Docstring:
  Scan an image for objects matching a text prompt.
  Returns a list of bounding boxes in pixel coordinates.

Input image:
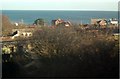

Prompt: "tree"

[2,15,13,36]
[33,18,45,27]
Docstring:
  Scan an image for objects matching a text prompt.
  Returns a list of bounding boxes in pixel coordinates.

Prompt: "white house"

[11,28,34,39]
[109,19,118,25]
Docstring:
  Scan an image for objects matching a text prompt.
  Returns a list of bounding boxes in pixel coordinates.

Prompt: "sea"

[2,10,118,25]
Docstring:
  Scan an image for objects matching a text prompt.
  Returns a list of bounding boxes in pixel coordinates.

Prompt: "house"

[51,18,72,27]
[98,20,107,26]
[91,19,108,28]
[12,28,35,39]
[64,21,72,27]
[91,19,107,25]
[109,18,118,25]
[51,18,64,26]
[51,20,57,26]
[55,18,64,25]
[91,19,102,25]
[0,36,13,42]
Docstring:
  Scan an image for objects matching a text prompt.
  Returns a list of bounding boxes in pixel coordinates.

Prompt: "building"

[91,19,102,25]
[91,19,108,28]
[12,28,35,39]
[51,18,72,27]
[51,19,64,26]
[109,18,118,25]
[98,20,107,26]
[91,19,107,25]
[64,21,72,27]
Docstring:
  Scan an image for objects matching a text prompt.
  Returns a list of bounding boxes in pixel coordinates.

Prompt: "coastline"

[2,10,118,25]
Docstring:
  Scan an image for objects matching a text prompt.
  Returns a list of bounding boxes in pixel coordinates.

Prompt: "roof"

[12,28,35,32]
[0,37,14,42]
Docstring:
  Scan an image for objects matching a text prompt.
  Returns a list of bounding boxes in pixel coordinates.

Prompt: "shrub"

[5,26,119,78]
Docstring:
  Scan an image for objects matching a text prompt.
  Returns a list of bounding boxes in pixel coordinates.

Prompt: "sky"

[1,0,120,11]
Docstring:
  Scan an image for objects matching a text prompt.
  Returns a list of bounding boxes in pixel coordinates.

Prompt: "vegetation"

[3,26,119,78]
[33,18,45,27]
[2,15,14,36]
[1,15,119,78]
[1,15,27,36]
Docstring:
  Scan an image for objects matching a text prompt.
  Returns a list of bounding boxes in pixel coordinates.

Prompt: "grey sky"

[1,0,119,11]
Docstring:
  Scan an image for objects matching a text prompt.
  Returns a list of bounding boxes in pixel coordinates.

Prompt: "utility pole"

[118,2,120,28]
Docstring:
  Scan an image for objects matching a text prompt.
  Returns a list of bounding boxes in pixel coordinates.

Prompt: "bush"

[5,27,119,78]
